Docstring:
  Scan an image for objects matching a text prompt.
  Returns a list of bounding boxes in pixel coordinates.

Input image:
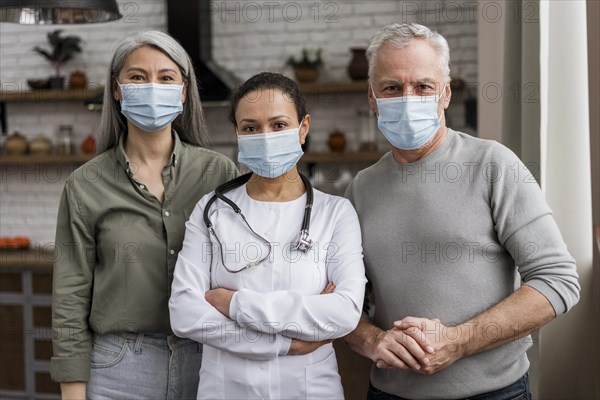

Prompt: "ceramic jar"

[80,134,96,154]
[328,130,347,153]
[294,67,319,83]
[29,133,53,155]
[69,70,87,89]
[4,132,28,155]
[347,48,368,81]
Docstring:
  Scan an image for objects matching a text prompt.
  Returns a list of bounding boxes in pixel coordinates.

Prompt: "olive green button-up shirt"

[50,132,238,382]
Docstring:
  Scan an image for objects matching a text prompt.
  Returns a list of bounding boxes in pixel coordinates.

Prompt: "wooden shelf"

[298,81,368,94]
[0,153,94,165]
[0,82,365,104]
[299,151,386,164]
[0,87,104,103]
[0,248,54,270]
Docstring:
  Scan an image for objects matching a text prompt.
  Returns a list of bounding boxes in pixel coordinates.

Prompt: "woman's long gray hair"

[96,30,209,153]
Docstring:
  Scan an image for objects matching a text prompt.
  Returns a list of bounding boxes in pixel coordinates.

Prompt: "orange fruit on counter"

[0,238,17,249]
[13,236,31,249]
[0,236,31,249]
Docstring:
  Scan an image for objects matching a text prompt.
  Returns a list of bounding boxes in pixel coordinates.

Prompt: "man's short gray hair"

[366,23,451,82]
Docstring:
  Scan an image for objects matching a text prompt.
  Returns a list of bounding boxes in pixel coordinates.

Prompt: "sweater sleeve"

[169,196,291,360]
[344,177,373,318]
[228,199,367,341]
[50,179,95,382]
[489,143,580,315]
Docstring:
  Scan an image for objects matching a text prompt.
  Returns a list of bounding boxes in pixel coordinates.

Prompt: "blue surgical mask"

[373,86,444,150]
[237,124,304,179]
[118,82,184,132]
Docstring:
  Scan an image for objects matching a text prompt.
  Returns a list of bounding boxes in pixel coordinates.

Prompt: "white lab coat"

[169,184,366,399]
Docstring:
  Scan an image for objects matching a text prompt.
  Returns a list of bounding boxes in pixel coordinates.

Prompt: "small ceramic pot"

[69,71,88,89]
[30,133,53,155]
[328,130,347,153]
[294,67,319,83]
[4,132,29,155]
[80,134,96,154]
[48,76,65,89]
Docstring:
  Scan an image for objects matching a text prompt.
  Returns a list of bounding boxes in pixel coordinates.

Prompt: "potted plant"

[33,30,83,89]
[287,48,323,83]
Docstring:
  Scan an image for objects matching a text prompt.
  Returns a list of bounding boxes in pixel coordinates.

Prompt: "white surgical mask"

[372,85,445,150]
[237,121,305,179]
[118,82,184,132]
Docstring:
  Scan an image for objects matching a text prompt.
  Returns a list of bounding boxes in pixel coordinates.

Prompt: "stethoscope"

[203,172,314,273]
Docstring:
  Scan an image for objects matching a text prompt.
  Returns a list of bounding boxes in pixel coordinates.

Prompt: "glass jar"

[357,109,377,151]
[56,124,74,155]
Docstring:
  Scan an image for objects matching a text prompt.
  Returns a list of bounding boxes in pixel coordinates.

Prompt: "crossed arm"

[207,283,337,355]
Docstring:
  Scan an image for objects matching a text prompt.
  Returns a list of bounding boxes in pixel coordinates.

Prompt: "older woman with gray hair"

[50,30,237,399]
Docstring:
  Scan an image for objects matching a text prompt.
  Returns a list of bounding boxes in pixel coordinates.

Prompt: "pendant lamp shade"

[0,0,122,24]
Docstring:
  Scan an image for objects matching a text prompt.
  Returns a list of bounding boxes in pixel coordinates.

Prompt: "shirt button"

[169,249,175,255]
[139,184,145,189]
[164,211,170,216]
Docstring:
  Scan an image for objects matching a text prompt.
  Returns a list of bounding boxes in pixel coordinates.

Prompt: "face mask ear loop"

[437,81,448,123]
[298,115,308,139]
[370,83,379,101]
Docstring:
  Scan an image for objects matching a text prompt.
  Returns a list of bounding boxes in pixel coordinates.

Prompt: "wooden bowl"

[27,79,49,90]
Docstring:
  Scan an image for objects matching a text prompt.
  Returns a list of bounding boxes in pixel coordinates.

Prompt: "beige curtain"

[538,1,596,398]
[496,1,596,398]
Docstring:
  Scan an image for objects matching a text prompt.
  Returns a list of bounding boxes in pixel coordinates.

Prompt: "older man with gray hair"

[344,23,580,399]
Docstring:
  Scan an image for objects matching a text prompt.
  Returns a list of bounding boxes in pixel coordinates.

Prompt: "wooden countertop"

[0,248,54,270]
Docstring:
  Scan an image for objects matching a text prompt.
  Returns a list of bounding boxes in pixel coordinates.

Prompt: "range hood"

[167,0,238,102]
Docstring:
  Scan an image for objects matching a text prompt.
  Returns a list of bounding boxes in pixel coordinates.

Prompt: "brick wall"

[0,0,478,243]
[211,0,478,83]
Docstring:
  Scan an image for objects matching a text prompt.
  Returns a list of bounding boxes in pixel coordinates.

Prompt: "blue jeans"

[367,373,531,400]
[87,332,202,400]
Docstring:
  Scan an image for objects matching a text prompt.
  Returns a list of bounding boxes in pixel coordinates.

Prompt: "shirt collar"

[115,130,182,176]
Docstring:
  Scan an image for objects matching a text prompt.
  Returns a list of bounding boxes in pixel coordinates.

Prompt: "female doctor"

[169,72,367,399]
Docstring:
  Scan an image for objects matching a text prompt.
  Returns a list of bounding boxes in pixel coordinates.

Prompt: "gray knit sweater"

[346,129,580,399]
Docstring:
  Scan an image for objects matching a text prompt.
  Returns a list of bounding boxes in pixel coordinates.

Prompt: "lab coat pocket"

[305,349,344,399]
[198,357,225,399]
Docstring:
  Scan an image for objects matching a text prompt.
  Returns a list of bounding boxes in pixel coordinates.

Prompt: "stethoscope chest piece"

[294,229,313,252]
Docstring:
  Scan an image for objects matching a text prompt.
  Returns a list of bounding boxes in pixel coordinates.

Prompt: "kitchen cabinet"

[0,248,59,399]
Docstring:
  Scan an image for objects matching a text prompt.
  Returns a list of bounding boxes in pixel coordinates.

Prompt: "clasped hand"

[371,317,464,375]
